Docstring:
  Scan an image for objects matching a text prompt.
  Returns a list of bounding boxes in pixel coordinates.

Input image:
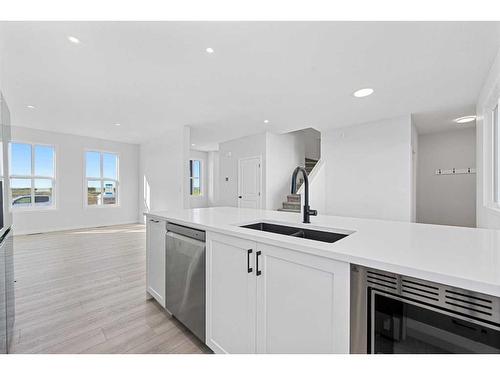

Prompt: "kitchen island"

[145,207,500,354]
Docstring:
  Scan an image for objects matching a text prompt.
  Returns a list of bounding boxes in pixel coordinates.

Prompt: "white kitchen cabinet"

[255,242,350,353]
[206,232,350,354]
[146,217,166,307]
[206,232,256,353]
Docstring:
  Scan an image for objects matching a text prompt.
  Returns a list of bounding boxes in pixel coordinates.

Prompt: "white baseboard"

[12,220,143,236]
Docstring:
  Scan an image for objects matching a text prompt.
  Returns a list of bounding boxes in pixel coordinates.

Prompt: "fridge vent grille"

[401,277,439,302]
[367,270,398,291]
[363,266,500,324]
[445,290,493,317]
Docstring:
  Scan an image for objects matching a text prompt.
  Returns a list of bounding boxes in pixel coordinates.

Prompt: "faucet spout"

[291,166,317,224]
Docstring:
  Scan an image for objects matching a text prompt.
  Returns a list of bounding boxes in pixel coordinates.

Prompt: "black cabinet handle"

[247,249,253,273]
[238,196,242,198]
[256,251,262,276]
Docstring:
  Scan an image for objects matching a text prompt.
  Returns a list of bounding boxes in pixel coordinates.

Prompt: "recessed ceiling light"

[67,36,81,44]
[205,47,214,54]
[353,88,374,98]
[114,123,121,127]
[27,105,35,109]
[191,143,196,146]
[454,116,476,124]
[264,120,270,124]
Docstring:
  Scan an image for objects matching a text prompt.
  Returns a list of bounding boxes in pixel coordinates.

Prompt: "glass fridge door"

[372,292,500,354]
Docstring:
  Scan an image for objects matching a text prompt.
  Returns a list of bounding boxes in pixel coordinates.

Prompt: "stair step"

[282,202,300,210]
[287,194,301,203]
[278,208,301,213]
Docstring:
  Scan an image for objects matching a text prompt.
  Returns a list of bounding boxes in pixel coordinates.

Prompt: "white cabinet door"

[206,232,257,353]
[255,243,350,354]
[146,218,166,307]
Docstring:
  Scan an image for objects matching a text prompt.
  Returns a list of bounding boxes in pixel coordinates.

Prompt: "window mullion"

[31,144,35,207]
[100,179,104,206]
[100,153,104,205]
[31,178,35,207]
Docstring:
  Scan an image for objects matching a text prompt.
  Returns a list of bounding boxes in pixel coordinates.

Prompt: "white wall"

[217,132,267,207]
[266,132,304,209]
[476,48,500,229]
[189,149,208,208]
[410,117,418,222]
[139,126,187,220]
[322,115,413,221]
[417,128,476,227]
[302,128,321,160]
[207,150,220,206]
[11,126,139,235]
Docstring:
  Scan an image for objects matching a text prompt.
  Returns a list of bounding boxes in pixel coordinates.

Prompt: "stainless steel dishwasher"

[165,222,206,342]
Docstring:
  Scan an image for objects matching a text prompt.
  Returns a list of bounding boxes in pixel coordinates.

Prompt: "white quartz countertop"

[145,207,500,297]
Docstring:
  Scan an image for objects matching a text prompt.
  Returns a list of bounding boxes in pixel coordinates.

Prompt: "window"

[494,102,500,204]
[9,142,55,208]
[85,151,119,206]
[189,159,201,196]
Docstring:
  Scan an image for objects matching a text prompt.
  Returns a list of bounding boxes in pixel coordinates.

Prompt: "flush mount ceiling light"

[264,120,270,124]
[205,47,214,54]
[67,36,81,44]
[454,116,476,124]
[353,88,374,98]
[27,105,35,109]
[114,123,121,127]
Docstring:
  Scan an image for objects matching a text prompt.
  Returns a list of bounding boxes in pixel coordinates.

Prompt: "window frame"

[84,149,120,208]
[494,102,500,206]
[8,140,57,211]
[189,159,202,197]
[485,97,500,210]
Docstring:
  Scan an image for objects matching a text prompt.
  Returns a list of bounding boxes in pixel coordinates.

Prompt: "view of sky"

[86,151,118,179]
[10,143,54,177]
[9,144,118,192]
[191,160,200,189]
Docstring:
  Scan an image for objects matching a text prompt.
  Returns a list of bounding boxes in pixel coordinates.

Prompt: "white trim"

[189,158,203,197]
[83,149,120,208]
[11,220,141,236]
[8,141,57,211]
[483,96,500,215]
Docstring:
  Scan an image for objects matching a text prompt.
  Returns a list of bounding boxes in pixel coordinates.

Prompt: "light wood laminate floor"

[10,224,210,354]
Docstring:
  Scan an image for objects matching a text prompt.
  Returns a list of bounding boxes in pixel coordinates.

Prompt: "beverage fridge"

[0,91,14,354]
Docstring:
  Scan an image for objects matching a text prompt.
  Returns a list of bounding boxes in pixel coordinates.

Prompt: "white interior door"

[238,156,261,209]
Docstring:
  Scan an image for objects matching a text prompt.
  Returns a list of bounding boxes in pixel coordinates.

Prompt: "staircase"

[277,158,318,213]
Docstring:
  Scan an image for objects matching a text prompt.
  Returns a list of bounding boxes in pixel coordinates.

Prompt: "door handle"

[256,251,262,276]
[149,219,159,223]
[247,249,253,273]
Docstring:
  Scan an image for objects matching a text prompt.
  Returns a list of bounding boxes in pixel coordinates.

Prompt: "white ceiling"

[1,21,499,148]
